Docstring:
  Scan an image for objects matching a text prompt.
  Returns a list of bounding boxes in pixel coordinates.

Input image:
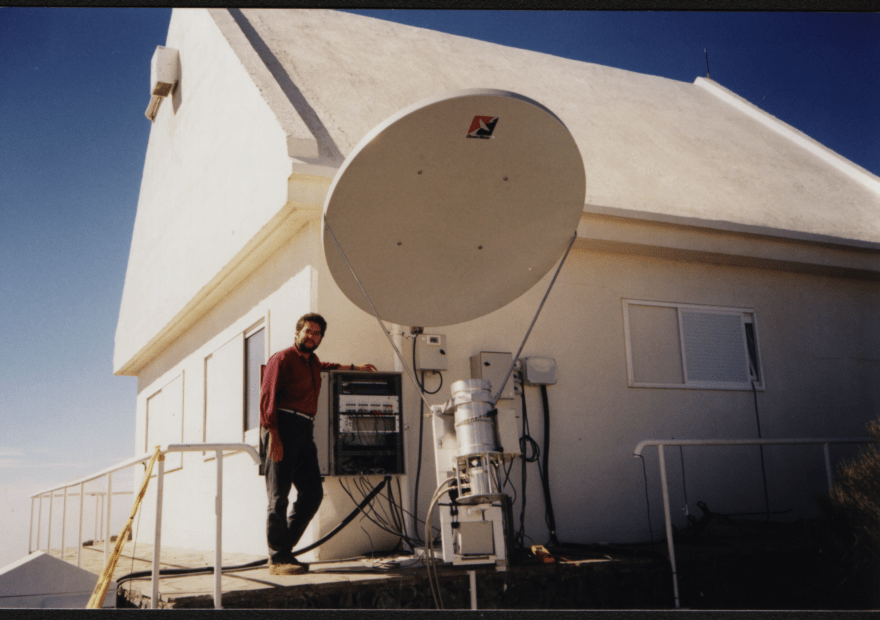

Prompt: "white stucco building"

[114,8,880,560]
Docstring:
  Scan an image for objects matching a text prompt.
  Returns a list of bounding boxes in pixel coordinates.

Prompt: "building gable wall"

[114,8,295,374]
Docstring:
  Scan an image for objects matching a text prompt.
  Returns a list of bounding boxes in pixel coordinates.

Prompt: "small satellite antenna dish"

[323,89,585,328]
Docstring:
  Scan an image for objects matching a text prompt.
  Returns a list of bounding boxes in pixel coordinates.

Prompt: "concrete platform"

[37,516,865,610]
[42,541,666,609]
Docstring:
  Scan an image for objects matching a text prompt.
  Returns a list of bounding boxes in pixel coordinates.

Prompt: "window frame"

[623,299,764,391]
[243,318,268,447]
[202,314,269,460]
[145,372,184,473]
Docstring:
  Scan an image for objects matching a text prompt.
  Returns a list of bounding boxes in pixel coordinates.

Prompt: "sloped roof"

[223,8,880,245]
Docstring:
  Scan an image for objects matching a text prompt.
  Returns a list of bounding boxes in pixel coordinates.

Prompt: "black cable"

[349,475,432,549]
[343,474,439,547]
[420,371,443,395]
[411,335,443,548]
[412,366,426,547]
[340,477,414,548]
[635,454,656,546]
[115,475,391,584]
[387,478,409,546]
[751,378,771,522]
[413,338,443,395]
[391,477,411,548]
[539,384,559,547]
[358,477,394,530]
[516,375,530,549]
[501,453,517,506]
[386,478,404,539]
[515,372,542,550]
[678,443,689,519]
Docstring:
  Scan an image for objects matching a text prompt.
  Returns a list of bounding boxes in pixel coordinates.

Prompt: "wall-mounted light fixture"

[145,46,180,122]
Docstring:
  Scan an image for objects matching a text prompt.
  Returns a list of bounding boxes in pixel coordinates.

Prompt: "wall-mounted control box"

[470,351,515,400]
[522,356,557,385]
[415,334,447,371]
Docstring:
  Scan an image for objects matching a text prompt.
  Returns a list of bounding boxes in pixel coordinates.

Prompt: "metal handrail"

[29,490,132,568]
[634,436,873,609]
[29,443,260,609]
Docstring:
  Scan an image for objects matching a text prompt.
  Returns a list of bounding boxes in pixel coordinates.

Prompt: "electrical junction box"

[522,356,557,385]
[414,334,447,371]
[150,46,179,97]
[470,351,515,400]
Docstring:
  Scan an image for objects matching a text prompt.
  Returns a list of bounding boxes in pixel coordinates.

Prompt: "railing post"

[37,493,43,552]
[823,443,834,491]
[77,482,85,568]
[61,487,68,561]
[48,490,53,556]
[151,454,165,610]
[96,493,103,543]
[214,449,223,610]
[28,497,35,555]
[104,473,113,566]
[657,445,681,609]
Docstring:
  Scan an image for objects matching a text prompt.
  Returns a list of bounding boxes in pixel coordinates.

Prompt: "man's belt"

[278,408,314,423]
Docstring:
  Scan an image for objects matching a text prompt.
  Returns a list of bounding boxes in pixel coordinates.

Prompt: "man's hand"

[268,428,283,462]
[354,364,377,372]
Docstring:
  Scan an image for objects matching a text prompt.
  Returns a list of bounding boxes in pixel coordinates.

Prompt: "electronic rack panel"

[329,371,404,476]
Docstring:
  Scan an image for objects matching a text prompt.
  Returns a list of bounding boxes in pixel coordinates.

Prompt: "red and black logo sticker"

[467,116,498,139]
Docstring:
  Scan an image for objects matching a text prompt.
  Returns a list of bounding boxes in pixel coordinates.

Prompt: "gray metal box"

[456,521,495,556]
[415,334,447,371]
[470,351,515,400]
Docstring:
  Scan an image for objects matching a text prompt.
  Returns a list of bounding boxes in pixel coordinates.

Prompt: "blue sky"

[0,8,877,568]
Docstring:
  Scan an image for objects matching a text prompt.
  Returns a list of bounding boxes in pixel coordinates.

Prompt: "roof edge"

[695,77,880,196]
[585,203,880,253]
[209,8,345,166]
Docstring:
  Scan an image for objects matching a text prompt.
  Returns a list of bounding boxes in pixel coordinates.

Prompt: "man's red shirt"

[260,345,343,431]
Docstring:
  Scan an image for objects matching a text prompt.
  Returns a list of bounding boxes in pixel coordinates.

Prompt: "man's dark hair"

[297,313,327,335]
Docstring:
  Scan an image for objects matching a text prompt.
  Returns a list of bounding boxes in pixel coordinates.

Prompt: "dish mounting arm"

[324,219,436,411]
[490,230,577,405]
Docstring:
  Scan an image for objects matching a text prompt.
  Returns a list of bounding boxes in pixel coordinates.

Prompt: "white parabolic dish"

[322,89,586,327]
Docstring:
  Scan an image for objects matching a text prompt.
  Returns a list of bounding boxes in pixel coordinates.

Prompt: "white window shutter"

[680,310,749,385]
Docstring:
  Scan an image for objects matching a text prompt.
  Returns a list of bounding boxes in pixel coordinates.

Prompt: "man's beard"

[296,339,317,354]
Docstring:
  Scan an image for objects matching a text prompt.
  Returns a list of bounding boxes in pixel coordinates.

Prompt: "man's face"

[295,321,323,354]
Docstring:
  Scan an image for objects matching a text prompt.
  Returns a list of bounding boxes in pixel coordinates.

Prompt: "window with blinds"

[623,300,763,390]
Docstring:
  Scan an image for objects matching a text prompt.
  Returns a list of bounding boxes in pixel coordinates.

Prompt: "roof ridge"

[695,77,880,196]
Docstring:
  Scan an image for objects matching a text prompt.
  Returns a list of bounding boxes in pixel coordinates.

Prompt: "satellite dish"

[323,89,585,327]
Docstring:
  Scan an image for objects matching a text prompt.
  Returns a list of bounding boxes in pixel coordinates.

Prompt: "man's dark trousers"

[263,412,323,563]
